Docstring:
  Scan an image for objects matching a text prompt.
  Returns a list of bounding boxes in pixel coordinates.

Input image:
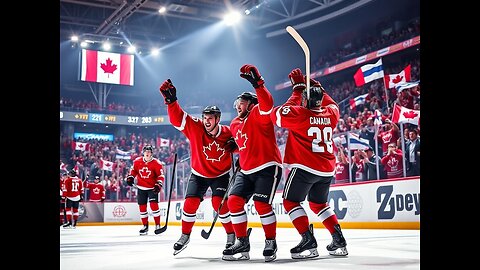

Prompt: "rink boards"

[78,177,419,229]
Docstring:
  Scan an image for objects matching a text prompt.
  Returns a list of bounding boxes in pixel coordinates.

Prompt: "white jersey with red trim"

[230,85,282,174]
[272,90,339,176]
[167,101,233,178]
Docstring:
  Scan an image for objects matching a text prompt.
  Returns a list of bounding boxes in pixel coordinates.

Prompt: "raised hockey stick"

[286,25,310,101]
[201,154,240,239]
[155,152,178,234]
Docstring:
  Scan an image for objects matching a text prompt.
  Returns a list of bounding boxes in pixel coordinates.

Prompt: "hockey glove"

[240,64,264,88]
[289,68,306,91]
[153,182,163,194]
[126,175,135,186]
[159,79,178,104]
[224,138,238,153]
[101,198,105,202]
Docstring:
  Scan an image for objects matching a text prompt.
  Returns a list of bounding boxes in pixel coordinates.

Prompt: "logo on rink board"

[377,185,420,219]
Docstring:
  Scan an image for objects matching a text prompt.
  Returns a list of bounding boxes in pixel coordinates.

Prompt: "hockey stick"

[286,26,310,101]
[201,155,240,239]
[156,152,178,234]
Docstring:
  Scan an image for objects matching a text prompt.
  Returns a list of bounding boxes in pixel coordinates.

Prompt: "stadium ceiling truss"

[60,0,363,47]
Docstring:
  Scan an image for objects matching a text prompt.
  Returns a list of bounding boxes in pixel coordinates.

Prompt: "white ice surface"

[60,225,419,270]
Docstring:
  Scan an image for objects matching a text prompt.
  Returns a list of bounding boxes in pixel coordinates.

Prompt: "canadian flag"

[100,159,114,171]
[391,104,420,126]
[160,138,170,147]
[81,49,134,86]
[384,65,411,89]
[73,142,90,152]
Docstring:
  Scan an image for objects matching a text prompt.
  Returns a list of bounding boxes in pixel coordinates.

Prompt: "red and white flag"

[60,162,67,172]
[73,142,90,152]
[100,159,114,171]
[391,104,420,126]
[160,138,170,147]
[384,65,411,89]
[81,49,134,86]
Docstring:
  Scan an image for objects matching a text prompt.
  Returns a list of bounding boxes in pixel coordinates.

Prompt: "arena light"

[127,45,136,53]
[158,6,166,14]
[223,11,241,26]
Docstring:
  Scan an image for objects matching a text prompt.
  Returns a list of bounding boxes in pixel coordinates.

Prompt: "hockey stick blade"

[155,153,178,234]
[286,26,311,100]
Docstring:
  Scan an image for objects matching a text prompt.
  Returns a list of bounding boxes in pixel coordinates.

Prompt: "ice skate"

[139,224,149,235]
[154,224,162,235]
[225,233,235,249]
[71,220,77,229]
[291,224,318,259]
[222,228,252,261]
[63,221,72,229]
[263,239,277,262]
[173,233,190,255]
[326,224,348,256]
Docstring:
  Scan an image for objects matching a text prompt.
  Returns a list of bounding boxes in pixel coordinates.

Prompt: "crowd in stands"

[60,16,420,202]
[313,19,419,71]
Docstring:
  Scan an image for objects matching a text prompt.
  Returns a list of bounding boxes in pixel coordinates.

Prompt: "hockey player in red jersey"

[60,172,67,226]
[271,68,348,258]
[159,79,237,255]
[125,145,165,235]
[62,169,84,229]
[84,176,106,202]
[222,64,283,262]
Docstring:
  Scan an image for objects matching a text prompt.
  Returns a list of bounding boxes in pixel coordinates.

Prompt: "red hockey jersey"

[62,176,84,201]
[167,101,233,178]
[230,85,282,174]
[271,90,339,176]
[129,157,165,190]
[85,182,106,202]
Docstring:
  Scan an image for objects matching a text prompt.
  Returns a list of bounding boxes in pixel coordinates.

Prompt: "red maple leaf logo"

[139,167,151,178]
[392,74,404,84]
[235,131,248,151]
[402,110,418,119]
[104,162,112,168]
[100,58,117,77]
[92,187,100,194]
[387,157,399,168]
[77,143,84,149]
[203,141,225,162]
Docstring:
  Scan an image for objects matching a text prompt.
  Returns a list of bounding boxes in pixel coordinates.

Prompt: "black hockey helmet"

[302,81,324,109]
[142,145,154,153]
[202,105,221,117]
[237,92,258,105]
[67,169,77,177]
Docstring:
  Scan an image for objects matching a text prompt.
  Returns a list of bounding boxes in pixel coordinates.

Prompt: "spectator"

[405,129,420,176]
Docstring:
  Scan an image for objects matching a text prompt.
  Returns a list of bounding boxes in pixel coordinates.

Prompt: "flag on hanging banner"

[396,80,420,93]
[384,65,411,89]
[80,49,134,86]
[373,109,383,127]
[353,58,384,87]
[73,142,90,152]
[348,132,371,150]
[160,138,170,147]
[349,93,369,110]
[391,104,420,125]
[115,149,131,160]
[100,159,114,171]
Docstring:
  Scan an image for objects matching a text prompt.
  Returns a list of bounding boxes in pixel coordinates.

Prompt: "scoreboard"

[60,111,233,126]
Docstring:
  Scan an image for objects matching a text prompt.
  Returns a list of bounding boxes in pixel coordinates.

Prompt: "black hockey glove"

[126,175,135,186]
[153,182,163,194]
[159,79,178,104]
[224,138,238,153]
[240,64,265,88]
